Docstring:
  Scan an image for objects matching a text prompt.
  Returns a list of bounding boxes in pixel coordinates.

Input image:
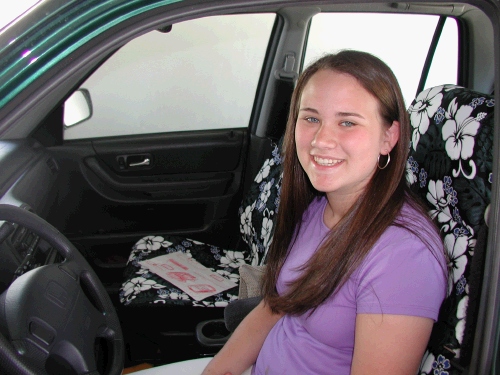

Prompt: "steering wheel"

[0,204,124,375]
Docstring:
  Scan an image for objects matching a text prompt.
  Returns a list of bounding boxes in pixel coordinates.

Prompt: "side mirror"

[63,89,92,127]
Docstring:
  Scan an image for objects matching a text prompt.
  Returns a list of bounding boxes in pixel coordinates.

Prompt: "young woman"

[202,50,448,375]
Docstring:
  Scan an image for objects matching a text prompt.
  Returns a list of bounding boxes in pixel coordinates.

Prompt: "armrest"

[224,296,263,332]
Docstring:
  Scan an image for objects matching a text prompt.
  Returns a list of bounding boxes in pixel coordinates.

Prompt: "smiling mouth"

[313,156,344,166]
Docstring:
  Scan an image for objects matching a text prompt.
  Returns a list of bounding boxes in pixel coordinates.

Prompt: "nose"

[311,123,337,148]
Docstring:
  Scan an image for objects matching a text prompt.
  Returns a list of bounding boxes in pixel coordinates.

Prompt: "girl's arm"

[201,299,284,375]
[351,313,434,375]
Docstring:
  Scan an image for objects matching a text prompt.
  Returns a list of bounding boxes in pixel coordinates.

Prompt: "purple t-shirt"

[253,197,447,375]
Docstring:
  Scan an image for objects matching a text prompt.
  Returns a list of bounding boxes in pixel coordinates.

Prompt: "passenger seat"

[407,84,494,373]
[119,139,283,309]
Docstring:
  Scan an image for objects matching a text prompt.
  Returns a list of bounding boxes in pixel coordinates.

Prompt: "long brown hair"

[262,50,438,314]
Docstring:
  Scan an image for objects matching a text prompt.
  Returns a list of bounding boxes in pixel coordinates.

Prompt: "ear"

[382,120,400,154]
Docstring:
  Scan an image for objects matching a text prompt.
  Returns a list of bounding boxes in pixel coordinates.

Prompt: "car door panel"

[46,128,248,243]
[84,156,235,201]
[84,129,244,202]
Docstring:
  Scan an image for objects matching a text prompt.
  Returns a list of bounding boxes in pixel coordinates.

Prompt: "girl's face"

[295,69,399,205]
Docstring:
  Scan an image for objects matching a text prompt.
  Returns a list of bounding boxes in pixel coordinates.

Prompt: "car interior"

[0,0,498,374]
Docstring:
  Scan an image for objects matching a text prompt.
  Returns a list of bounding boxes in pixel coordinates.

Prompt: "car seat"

[119,139,283,309]
[407,85,494,374]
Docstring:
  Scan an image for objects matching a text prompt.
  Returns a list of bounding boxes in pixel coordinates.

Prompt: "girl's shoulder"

[365,200,446,274]
[395,200,440,239]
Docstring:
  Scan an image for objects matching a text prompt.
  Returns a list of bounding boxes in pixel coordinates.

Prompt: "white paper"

[139,252,237,301]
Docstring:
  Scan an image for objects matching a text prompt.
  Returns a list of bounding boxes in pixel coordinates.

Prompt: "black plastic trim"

[248,14,285,137]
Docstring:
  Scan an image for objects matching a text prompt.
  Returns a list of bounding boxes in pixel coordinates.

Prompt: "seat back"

[238,140,283,266]
[407,85,494,373]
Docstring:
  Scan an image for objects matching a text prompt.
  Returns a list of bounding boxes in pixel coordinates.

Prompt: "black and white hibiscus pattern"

[407,85,494,375]
[120,235,243,307]
[120,141,283,308]
[409,85,444,150]
[239,141,283,264]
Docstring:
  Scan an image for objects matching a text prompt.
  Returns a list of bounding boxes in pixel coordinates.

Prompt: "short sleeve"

[355,226,447,321]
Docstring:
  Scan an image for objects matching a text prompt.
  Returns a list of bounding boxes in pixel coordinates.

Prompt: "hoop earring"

[377,153,390,170]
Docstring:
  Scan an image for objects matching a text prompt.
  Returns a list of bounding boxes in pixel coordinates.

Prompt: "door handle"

[129,158,150,167]
[116,154,152,170]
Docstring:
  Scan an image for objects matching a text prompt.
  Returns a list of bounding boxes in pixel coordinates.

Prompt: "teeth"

[313,156,342,166]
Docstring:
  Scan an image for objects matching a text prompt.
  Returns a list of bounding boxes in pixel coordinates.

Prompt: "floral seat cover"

[407,85,494,374]
[120,142,283,307]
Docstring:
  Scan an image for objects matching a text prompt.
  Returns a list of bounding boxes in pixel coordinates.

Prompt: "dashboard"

[0,207,63,294]
[0,140,62,294]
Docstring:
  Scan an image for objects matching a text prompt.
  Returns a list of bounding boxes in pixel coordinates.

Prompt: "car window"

[304,13,458,107]
[425,17,459,91]
[64,14,275,140]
